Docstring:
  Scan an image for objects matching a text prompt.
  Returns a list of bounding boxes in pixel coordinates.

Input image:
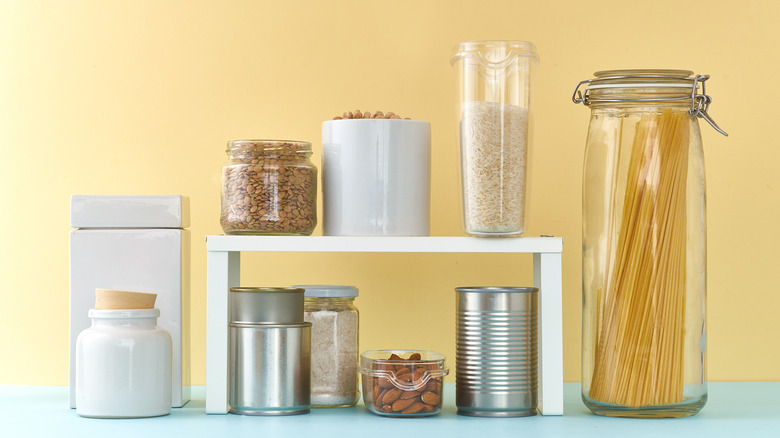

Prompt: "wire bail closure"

[572,73,728,136]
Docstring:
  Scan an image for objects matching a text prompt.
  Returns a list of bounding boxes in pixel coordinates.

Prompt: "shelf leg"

[206,250,240,414]
[534,251,563,415]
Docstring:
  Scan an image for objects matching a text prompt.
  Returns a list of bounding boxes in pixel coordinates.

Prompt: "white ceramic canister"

[69,194,190,409]
[322,119,431,236]
[76,308,172,418]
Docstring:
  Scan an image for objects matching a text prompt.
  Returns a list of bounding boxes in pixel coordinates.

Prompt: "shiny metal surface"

[228,322,311,415]
[229,287,304,324]
[455,287,539,417]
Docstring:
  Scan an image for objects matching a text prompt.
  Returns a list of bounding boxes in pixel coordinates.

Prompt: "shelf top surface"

[3,383,778,438]
[205,235,563,253]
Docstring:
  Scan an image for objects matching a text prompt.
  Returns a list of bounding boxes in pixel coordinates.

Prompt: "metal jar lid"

[230,287,304,324]
[571,69,727,136]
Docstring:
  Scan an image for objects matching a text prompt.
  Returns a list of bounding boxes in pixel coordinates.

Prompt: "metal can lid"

[229,321,312,329]
[293,285,358,298]
[230,287,304,294]
[456,286,538,294]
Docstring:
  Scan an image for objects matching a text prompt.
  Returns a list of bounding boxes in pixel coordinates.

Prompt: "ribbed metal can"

[455,286,539,417]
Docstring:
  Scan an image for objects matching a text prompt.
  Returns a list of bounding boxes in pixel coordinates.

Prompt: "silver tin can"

[229,322,312,415]
[230,287,304,324]
[455,286,539,417]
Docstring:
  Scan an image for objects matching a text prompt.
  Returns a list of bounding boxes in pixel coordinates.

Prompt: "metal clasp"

[689,75,728,136]
[571,80,592,105]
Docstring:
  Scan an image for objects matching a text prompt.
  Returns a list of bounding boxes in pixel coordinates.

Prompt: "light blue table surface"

[2,383,778,437]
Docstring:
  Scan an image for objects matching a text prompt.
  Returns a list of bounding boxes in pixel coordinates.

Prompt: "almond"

[401,401,426,414]
[400,390,420,400]
[377,376,394,389]
[382,388,402,404]
[425,380,437,392]
[421,391,440,405]
[421,404,434,413]
[374,388,387,407]
[388,353,402,361]
[408,352,422,361]
[391,398,416,412]
[412,367,426,382]
[395,366,411,376]
[381,405,393,413]
[396,373,412,383]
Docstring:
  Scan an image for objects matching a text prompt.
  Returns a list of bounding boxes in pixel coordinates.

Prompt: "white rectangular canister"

[69,195,190,408]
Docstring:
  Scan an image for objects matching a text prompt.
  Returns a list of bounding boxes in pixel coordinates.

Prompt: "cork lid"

[94,288,157,309]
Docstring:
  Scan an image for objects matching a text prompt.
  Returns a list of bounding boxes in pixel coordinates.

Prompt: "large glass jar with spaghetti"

[573,70,727,418]
[221,140,317,235]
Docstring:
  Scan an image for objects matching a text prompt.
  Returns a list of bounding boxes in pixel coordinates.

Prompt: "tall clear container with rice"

[221,140,317,235]
[450,41,538,236]
[573,70,727,418]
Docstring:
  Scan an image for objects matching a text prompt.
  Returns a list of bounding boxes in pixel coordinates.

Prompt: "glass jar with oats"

[221,140,317,235]
[573,70,727,418]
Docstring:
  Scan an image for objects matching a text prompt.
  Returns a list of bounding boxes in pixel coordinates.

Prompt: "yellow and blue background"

[1,0,777,385]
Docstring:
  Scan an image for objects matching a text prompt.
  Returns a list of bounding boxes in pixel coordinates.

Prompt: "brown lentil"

[220,140,317,235]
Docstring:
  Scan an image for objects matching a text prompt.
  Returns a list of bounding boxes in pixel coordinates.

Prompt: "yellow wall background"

[1,0,778,385]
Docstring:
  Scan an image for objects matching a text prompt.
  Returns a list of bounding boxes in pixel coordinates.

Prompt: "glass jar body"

[581,100,707,418]
[303,297,359,407]
[221,140,317,235]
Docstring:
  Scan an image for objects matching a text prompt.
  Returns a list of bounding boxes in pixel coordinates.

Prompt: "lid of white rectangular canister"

[70,195,190,229]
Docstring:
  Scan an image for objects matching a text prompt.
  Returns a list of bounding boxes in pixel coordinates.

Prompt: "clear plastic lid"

[293,285,358,298]
[359,350,448,392]
[450,40,539,67]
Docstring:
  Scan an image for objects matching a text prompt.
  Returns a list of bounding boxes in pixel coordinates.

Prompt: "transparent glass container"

[359,350,449,417]
[450,41,538,236]
[299,285,359,408]
[574,70,726,418]
[221,140,317,235]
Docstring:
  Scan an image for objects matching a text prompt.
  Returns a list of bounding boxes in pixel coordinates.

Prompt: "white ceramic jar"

[322,119,431,236]
[76,308,172,418]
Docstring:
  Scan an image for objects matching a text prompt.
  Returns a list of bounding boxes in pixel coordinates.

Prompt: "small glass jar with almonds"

[359,350,448,417]
[221,140,317,235]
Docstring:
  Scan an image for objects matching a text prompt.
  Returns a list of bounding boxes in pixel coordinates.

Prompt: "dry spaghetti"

[589,109,690,407]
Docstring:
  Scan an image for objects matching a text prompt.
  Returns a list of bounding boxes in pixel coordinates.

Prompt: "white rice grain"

[461,101,528,234]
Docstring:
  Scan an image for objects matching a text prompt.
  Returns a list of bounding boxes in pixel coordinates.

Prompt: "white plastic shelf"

[205,235,564,415]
